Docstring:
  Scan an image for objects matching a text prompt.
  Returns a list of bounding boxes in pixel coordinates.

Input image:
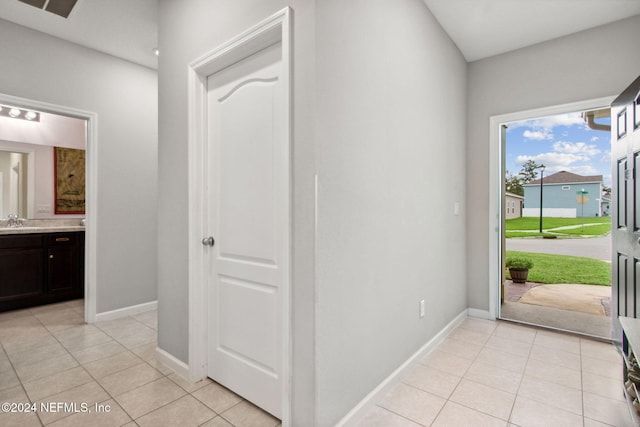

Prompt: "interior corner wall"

[466,15,640,312]
[157,1,316,425]
[315,0,467,424]
[0,19,158,313]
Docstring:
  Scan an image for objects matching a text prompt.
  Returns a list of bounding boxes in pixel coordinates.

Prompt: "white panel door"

[206,42,286,418]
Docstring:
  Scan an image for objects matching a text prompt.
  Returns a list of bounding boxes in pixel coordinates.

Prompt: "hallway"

[0,302,631,426]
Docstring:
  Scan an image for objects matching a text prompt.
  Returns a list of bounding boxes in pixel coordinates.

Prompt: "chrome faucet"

[7,214,23,228]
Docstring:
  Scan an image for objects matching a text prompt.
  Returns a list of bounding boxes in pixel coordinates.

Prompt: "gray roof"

[524,170,603,186]
[505,192,524,199]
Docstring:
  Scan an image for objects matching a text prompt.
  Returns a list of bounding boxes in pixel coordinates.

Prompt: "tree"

[505,170,524,196]
[519,159,542,184]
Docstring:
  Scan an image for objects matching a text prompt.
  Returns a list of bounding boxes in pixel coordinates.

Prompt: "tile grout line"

[29,304,113,426]
[435,323,491,425]
[0,341,45,426]
[453,321,517,425]
[507,326,538,425]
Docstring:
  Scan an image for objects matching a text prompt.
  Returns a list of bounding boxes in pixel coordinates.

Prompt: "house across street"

[523,170,606,218]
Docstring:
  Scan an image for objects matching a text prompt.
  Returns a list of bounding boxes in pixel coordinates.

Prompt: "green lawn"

[506,250,611,286]
[506,216,610,230]
[558,224,612,236]
[505,216,611,238]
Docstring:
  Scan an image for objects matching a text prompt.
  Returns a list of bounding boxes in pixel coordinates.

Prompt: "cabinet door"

[47,234,79,294]
[0,248,43,300]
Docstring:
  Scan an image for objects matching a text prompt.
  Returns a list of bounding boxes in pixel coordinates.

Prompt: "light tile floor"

[356,317,634,427]
[0,301,633,426]
[0,300,280,427]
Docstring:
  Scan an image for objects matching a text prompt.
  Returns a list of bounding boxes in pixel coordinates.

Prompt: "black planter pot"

[509,268,529,283]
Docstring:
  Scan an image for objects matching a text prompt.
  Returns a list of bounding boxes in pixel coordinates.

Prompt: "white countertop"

[0,226,85,235]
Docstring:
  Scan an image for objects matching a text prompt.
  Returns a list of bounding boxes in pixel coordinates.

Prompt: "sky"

[505,111,612,187]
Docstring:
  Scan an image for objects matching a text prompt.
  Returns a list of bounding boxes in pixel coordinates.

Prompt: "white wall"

[315,1,466,424]
[0,18,158,313]
[466,15,640,311]
[0,112,85,149]
[158,0,466,424]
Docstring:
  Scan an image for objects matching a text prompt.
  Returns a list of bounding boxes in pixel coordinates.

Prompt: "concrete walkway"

[503,234,612,338]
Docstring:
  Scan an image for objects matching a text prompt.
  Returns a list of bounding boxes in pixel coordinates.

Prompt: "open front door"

[611,75,640,342]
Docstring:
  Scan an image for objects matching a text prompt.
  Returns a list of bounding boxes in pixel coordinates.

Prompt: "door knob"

[202,236,215,246]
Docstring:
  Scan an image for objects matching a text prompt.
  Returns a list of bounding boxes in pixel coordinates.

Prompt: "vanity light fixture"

[0,105,41,122]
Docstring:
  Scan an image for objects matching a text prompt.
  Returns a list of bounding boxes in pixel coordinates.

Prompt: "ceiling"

[0,1,639,68]
[424,0,640,62]
[0,0,157,69]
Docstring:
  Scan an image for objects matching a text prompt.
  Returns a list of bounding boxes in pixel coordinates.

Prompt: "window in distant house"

[562,185,571,190]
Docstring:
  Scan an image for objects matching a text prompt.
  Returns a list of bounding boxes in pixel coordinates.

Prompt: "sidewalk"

[502,280,612,339]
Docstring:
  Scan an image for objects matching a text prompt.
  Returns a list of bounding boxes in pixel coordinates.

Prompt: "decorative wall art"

[54,147,85,214]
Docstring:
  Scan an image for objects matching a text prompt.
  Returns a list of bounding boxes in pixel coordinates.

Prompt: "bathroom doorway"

[0,93,97,322]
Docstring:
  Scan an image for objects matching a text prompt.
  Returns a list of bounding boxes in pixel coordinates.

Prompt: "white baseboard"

[335,309,469,427]
[467,308,494,320]
[95,300,158,322]
[156,346,190,379]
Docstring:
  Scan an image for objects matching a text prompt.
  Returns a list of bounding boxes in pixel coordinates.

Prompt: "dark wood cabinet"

[0,231,84,312]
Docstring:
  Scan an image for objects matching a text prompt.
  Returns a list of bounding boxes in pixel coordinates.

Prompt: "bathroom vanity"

[0,226,84,312]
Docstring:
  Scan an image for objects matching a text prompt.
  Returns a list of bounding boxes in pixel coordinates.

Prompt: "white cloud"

[590,136,599,142]
[516,152,588,171]
[515,151,606,179]
[509,112,585,132]
[552,141,600,156]
[564,165,600,176]
[523,130,552,140]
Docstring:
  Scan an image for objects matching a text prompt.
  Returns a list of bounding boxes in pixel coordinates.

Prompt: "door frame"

[0,93,98,323]
[488,95,615,320]
[186,7,292,423]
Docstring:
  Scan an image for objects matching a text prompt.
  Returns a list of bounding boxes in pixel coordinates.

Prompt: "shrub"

[506,257,534,270]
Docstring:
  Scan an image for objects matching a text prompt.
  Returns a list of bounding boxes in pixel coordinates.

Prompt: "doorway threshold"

[500,301,612,341]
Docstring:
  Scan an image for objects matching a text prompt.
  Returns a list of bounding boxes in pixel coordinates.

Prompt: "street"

[505,235,611,261]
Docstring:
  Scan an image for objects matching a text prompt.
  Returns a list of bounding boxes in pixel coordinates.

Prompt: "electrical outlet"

[419,300,425,318]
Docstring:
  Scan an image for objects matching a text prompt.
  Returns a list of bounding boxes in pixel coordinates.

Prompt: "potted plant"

[506,256,534,283]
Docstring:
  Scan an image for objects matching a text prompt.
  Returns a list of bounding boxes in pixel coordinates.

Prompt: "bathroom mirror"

[0,150,29,218]
[0,143,86,219]
[0,109,86,220]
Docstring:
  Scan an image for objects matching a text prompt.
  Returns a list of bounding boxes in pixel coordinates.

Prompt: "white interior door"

[205,42,287,418]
